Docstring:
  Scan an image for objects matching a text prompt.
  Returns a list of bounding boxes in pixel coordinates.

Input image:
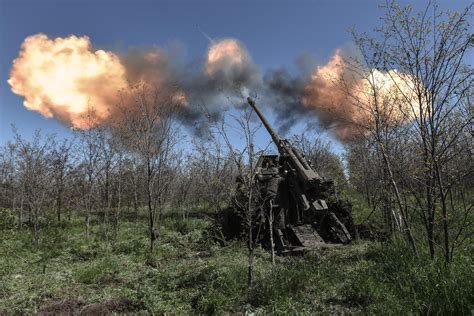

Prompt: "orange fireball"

[8,34,128,128]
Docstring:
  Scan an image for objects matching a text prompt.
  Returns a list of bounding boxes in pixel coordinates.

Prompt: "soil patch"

[80,297,141,314]
[36,299,84,315]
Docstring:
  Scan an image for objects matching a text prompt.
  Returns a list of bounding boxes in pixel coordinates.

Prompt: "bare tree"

[367,1,472,263]
[116,83,182,252]
[335,49,419,254]
[13,131,53,247]
[95,127,119,239]
[50,138,73,225]
[75,107,103,239]
[187,137,237,213]
[209,97,265,289]
[346,139,381,213]
[0,142,19,227]
[343,1,473,262]
[291,132,346,185]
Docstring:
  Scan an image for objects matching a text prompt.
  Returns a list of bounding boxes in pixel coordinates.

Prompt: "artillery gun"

[219,97,355,255]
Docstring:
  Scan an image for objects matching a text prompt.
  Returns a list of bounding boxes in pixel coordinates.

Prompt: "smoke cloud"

[8,34,260,131]
[8,33,418,141]
[266,49,420,141]
[205,38,261,90]
[180,38,261,115]
[8,34,128,128]
[302,49,366,140]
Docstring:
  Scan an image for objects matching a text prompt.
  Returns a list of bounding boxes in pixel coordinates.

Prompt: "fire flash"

[8,34,128,128]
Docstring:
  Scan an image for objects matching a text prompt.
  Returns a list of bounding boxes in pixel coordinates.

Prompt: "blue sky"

[0,0,471,151]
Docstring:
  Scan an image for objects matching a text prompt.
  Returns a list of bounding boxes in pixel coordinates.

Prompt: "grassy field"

[0,206,472,315]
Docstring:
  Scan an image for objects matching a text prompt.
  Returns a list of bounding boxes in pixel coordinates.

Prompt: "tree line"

[0,1,472,269]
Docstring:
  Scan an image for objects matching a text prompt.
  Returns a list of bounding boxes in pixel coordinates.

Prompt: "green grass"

[0,206,472,314]
[342,240,474,315]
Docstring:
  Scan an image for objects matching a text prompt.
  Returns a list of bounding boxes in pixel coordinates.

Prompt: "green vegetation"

[0,206,472,315]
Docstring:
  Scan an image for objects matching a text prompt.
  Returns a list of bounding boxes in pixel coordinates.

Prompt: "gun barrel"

[247,97,323,182]
[247,97,282,148]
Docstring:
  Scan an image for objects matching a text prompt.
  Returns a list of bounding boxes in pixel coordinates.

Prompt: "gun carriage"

[220,97,355,254]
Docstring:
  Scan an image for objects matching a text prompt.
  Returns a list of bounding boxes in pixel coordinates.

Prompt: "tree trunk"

[434,162,450,264]
[115,178,122,237]
[383,197,393,237]
[423,154,436,259]
[380,145,418,256]
[427,211,435,259]
[19,192,24,230]
[269,201,276,268]
[133,186,139,216]
[147,160,155,253]
[247,229,254,289]
[85,212,90,239]
[247,179,254,289]
[33,206,39,248]
[57,192,62,225]
[104,166,110,239]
